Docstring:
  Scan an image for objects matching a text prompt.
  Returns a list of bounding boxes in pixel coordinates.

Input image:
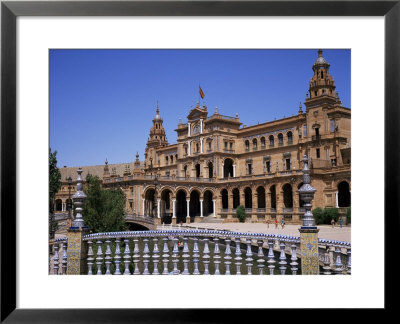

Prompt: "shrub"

[312,207,324,225]
[324,208,339,224]
[236,205,246,223]
[346,207,351,224]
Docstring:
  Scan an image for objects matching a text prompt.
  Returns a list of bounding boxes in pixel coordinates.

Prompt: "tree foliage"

[346,207,351,224]
[83,174,127,233]
[312,207,339,225]
[49,148,61,213]
[236,205,246,223]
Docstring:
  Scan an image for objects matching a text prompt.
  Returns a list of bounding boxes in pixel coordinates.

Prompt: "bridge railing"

[50,229,351,275]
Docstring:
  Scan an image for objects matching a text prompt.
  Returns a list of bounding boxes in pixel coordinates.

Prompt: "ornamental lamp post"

[298,155,319,275]
[67,176,72,226]
[66,168,89,275]
[71,168,87,228]
[298,155,317,228]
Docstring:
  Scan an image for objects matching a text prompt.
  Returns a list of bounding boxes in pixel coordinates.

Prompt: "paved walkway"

[164,223,351,242]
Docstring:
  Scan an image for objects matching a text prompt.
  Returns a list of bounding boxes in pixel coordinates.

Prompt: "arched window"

[338,181,351,207]
[252,138,258,151]
[221,189,228,209]
[269,135,274,147]
[244,187,252,209]
[260,137,266,149]
[278,133,284,146]
[287,131,293,145]
[207,161,213,178]
[195,164,201,178]
[170,155,173,164]
[245,140,250,152]
[165,156,168,165]
[257,186,266,209]
[282,184,293,209]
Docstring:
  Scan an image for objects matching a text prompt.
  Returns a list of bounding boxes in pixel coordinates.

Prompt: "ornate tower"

[145,105,169,172]
[305,49,339,109]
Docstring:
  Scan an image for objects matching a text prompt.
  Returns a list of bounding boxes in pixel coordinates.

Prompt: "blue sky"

[50,49,350,168]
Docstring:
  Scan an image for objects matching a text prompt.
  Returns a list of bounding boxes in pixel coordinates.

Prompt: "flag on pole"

[199,85,205,99]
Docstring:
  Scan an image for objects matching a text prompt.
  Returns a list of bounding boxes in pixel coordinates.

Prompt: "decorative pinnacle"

[298,155,317,228]
[298,102,303,114]
[71,168,87,228]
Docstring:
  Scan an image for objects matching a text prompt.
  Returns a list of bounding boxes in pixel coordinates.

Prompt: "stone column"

[172,199,176,218]
[200,138,203,153]
[213,200,216,217]
[67,168,89,275]
[233,164,236,177]
[228,194,233,219]
[188,122,191,137]
[142,198,145,216]
[186,199,190,221]
[298,155,319,275]
[188,141,191,156]
[221,163,224,178]
[200,199,204,218]
[200,119,203,133]
[335,191,339,208]
[266,190,272,222]
[157,199,161,218]
[252,192,258,222]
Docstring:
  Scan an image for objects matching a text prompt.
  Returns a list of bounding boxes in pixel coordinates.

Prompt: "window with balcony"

[285,158,291,170]
[269,135,274,147]
[260,137,266,149]
[265,161,271,173]
[278,133,283,146]
[245,140,250,152]
[252,138,257,151]
[316,148,320,158]
[287,131,293,145]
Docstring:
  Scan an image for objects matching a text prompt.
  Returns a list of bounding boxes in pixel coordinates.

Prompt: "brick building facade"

[55,50,351,225]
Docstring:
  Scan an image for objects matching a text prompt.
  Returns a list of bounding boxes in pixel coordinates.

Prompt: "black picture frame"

[1,0,398,322]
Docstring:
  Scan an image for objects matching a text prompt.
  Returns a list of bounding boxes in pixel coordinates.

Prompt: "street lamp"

[67,176,72,226]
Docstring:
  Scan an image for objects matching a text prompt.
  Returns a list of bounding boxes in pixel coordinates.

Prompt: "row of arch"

[182,158,234,178]
[245,131,293,151]
[144,187,215,224]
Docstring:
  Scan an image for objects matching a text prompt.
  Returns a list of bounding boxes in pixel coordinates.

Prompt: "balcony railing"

[312,135,321,141]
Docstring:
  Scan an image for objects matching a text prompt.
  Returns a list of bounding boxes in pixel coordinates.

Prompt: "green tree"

[49,148,61,238]
[49,148,61,213]
[236,205,246,223]
[83,174,127,233]
[324,207,339,224]
[312,207,324,225]
[346,207,351,224]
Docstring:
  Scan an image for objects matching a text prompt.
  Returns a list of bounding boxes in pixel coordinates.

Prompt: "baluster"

[346,245,351,275]
[323,246,332,275]
[278,238,287,275]
[105,239,112,275]
[245,238,253,275]
[334,245,343,275]
[172,236,179,274]
[234,237,242,275]
[152,237,160,275]
[256,238,265,275]
[53,243,59,275]
[267,238,276,275]
[114,238,121,275]
[123,238,131,275]
[142,237,150,275]
[182,236,190,275]
[61,241,68,275]
[223,237,232,275]
[87,240,94,275]
[193,235,200,275]
[290,240,298,275]
[202,237,210,275]
[162,236,170,275]
[213,236,221,275]
[133,237,140,275]
[96,240,103,275]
